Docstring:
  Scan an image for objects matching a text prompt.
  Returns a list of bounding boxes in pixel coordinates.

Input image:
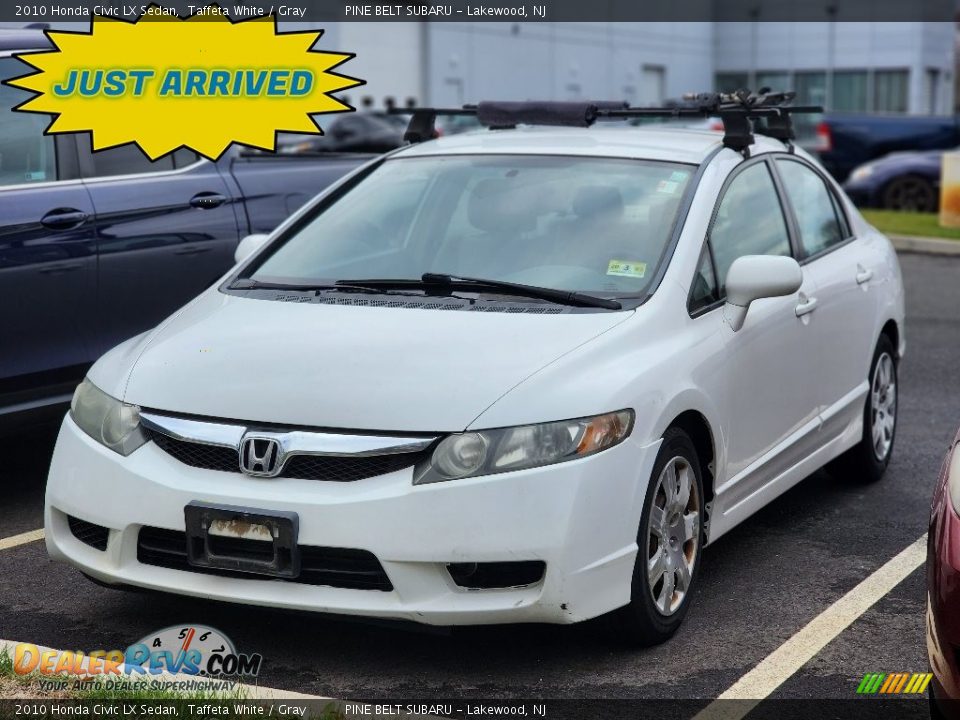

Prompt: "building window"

[716,73,748,93]
[926,68,940,115]
[832,71,868,112]
[875,70,909,113]
[792,72,827,139]
[640,65,666,106]
[756,71,790,93]
[795,72,827,107]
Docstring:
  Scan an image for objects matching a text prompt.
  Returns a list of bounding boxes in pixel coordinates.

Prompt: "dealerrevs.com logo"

[856,672,933,695]
[14,624,262,680]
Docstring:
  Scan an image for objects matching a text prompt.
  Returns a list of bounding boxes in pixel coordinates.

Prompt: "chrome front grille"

[141,412,437,482]
[151,433,237,472]
[280,453,426,482]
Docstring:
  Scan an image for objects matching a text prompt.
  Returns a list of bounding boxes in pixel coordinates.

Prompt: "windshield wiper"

[336,274,622,310]
[229,279,424,296]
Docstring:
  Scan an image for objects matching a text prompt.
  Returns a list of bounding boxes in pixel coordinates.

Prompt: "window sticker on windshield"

[25,171,47,181]
[669,171,689,183]
[607,260,647,278]
[657,180,680,194]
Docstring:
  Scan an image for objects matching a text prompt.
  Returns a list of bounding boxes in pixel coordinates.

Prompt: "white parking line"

[695,533,928,720]
[0,528,45,551]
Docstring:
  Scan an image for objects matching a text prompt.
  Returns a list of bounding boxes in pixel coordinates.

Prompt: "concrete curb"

[889,234,960,256]
[0,638,322,700]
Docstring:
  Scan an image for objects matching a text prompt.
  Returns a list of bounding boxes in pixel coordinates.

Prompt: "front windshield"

[249,154,694,296]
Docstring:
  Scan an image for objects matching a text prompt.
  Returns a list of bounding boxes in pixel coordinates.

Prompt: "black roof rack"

[391,90,822,158]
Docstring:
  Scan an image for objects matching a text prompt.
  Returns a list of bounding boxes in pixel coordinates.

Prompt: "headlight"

[414,410,634,485]
[849,165,874,182]
[947,444,960,514]
[70,379,148,456]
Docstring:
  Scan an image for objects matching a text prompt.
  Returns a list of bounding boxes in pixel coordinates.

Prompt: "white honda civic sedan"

[46,112,904,645]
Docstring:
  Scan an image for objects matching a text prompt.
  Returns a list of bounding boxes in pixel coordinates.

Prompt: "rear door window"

[776,159,847,258]
[0,57,57,187]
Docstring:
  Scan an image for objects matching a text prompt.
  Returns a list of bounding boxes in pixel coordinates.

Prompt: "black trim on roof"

[391,89,822,158]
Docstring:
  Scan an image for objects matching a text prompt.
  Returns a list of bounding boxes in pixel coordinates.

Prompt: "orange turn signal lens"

[575,411,633,456]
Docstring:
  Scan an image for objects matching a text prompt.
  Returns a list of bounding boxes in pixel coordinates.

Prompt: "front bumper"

[46,415,659,625]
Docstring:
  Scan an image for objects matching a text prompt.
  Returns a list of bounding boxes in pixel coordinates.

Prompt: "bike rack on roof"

[391,90,823,158]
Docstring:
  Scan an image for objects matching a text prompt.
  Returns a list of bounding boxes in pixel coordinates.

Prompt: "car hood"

[871,149,944,168]
[119,291,633,432]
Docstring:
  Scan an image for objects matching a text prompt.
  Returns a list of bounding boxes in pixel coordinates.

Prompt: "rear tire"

[608,427,705,646]
[828,334,898,484]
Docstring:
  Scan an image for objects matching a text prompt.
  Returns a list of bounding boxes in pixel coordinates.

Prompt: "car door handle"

[856,268,874,284]
[190,192,227,209]
[795,296,818,317]
[174,246,213,256]
[38,262,84,275]
[40,209,89,229]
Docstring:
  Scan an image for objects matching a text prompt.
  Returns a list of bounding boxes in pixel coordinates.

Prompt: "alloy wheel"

[884,177,936,212]
[646,456,700,616]
[871,352,897,462]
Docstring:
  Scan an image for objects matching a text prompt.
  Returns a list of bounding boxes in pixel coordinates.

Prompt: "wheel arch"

[656,407,719,515]
[880,318,901,360]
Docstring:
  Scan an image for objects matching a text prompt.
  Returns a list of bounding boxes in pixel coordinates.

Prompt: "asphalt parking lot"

[0,251,957,703]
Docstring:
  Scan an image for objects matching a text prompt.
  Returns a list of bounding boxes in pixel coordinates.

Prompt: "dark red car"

[927,427,960,717]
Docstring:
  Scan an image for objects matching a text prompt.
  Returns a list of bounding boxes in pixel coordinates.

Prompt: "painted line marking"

[694,533,927,720]
[0,528,44,551]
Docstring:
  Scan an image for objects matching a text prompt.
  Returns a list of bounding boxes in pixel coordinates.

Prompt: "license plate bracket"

[184,502,300,579]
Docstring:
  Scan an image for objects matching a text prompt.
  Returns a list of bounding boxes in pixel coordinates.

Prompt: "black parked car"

[817,112,960,183]
[0,30,370,429]
[275,114,404,154]
[842,149,945,212]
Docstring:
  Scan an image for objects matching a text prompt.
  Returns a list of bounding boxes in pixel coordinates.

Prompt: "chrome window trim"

[78,156,208,185]
[139,411,438,457]
[0,49,45,58]
[0,178,84,192]
[0,159,210,192]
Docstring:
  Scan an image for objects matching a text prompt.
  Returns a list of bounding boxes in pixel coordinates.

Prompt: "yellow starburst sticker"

[4,4,364,160]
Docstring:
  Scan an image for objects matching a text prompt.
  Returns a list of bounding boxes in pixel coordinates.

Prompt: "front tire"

[609,427,705,646]
[829,334,898,484]
[882,174,938,212]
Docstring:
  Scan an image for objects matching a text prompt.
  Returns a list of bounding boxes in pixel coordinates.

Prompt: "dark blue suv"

[0,30,368,429]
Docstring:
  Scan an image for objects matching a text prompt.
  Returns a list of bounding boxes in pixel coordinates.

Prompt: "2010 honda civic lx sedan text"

[45,99,905,645]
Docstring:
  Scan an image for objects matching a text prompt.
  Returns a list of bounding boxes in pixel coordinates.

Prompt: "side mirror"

[234,234,270,264]
[723,255,802,331]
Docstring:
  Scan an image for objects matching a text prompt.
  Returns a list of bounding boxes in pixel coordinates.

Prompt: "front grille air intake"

[152,433,237,472]
[137,526,393,591]
[68,516,109,551]
[447,560,546,589]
